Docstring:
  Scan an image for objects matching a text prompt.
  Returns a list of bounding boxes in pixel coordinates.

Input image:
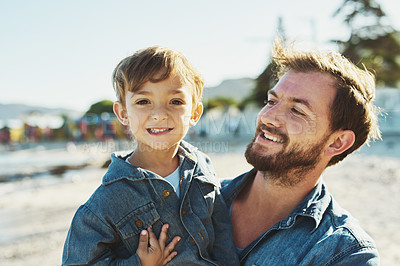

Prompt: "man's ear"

[189,102,203,126]
[325,130,355,157]
[113,101,129,126]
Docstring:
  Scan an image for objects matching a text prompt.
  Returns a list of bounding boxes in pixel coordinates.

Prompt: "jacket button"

[135,219,143,228]
[181,208,186,216]
[162,189,170,197]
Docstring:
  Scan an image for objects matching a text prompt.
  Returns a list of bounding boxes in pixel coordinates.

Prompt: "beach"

[0,139,399,265]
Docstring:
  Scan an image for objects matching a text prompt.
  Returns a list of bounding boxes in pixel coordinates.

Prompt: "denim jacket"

[62,141,239,265]
[222,169,380,266]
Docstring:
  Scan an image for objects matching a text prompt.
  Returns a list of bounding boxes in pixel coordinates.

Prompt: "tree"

[249,17,286,107]
[204,97,237,110]
[86,100,114,115]
[333,0,400,87]
[249,62,277,107]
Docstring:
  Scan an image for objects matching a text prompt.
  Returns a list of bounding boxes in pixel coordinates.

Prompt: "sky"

[1,0,400,112]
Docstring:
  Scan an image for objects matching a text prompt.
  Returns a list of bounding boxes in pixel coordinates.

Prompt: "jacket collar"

[277,180,330,231]
[102,140,218,187]
[223,170,331,231]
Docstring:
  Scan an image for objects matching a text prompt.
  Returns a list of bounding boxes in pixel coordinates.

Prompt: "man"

[222,40,381,265]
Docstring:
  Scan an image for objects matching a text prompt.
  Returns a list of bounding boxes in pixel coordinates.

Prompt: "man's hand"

[136,224,181,266]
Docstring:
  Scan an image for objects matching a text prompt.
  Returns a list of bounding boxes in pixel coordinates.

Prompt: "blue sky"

[1,0,400,112]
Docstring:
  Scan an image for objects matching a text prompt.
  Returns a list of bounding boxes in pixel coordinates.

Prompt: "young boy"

[62,46,239,265]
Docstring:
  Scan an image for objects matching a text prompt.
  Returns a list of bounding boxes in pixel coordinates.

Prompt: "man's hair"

[112,46,204,107]
[272,39,381,166]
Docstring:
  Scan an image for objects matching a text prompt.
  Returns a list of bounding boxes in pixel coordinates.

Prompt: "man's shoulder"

[323,197,376,245]
[241,191,379,265]
[312,196,379,264]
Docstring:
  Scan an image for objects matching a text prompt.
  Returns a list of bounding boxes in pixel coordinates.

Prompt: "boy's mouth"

[147,128,173,134]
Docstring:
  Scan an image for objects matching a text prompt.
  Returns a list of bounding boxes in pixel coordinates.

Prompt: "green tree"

[248,62,277,107]
[333,0,400,87]
[86,100,114,115]
[205,97,237,110]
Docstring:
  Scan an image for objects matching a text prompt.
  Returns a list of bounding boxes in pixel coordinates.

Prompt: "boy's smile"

[147,128,173,135]
[114,74,202,153]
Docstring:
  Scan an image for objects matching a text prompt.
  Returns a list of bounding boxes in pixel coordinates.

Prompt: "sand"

[0,144,399,265]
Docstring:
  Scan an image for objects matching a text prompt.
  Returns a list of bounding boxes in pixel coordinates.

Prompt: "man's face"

[245,70,337,186]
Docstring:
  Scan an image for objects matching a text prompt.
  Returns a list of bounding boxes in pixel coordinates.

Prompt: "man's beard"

[245,127,330,187]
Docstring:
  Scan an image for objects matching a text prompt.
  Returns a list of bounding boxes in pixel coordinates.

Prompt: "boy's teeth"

[149,128,169,133]
[264,133,283,143]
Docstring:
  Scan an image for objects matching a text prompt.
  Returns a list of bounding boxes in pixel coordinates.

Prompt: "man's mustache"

[256,124,288,143]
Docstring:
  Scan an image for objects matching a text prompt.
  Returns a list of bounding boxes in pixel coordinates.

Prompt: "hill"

[203,78,255,101]
[0,103,79,120]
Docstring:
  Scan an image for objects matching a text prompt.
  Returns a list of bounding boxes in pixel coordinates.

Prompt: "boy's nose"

[151,111,168,121]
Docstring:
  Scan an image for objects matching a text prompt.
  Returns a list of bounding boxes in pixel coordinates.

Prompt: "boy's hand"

[136,224,181,266]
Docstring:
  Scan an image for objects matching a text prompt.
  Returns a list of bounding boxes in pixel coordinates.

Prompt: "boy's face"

[114,74,202,151]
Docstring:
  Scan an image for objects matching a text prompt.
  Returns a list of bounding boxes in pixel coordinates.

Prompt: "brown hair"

[272,39,381,166]
[112,46,204,107]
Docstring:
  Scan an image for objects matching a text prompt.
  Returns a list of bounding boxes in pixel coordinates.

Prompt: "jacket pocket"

[116,202,161,239]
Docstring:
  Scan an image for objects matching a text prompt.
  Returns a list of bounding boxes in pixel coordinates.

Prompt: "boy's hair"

[112,46,204,107]
[272,39,381,167]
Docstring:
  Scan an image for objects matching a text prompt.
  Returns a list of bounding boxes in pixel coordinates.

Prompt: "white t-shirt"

[125,157,180,197]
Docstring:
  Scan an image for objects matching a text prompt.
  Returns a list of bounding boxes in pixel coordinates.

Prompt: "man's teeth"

[149,128,170,133]
[264,133,283,143]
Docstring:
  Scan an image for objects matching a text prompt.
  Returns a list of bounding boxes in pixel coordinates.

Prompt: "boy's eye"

[170,99,183,105]
[136,99,150,105]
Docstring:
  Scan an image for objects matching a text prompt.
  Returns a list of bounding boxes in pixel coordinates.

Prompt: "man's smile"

[255,124,287,145]
[261,132,284,143]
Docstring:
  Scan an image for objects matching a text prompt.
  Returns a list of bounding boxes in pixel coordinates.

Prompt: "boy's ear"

[325,130,355,158]
[189,102,203,126]
[113,101,129,126]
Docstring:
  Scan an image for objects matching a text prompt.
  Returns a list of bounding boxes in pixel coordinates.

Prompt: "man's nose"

[258,104,284,128]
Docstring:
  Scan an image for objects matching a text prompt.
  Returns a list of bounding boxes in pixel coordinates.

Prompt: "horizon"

[1,0,400,112]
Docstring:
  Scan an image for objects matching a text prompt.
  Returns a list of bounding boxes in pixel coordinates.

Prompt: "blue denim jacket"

[62,141,239,265]
[222,169,380,266]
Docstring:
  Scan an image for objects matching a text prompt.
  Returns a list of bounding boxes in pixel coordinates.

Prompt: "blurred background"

[1,0,400,265]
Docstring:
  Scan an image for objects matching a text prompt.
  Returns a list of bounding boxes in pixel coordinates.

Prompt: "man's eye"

[292,108,305,116]
[264,100,275,106]
[136,99,150,105]
[171,99,183,105]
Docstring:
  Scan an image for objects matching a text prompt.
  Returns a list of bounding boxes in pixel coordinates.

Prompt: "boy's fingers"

[147,226,159,250]
[158,224,169,249]
[137,230,149,254]
[164,236,181,257]
[162,251,178,265]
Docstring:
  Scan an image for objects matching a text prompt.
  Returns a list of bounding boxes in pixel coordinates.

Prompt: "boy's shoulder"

[101,150,141,185]
[180,140,219,187]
